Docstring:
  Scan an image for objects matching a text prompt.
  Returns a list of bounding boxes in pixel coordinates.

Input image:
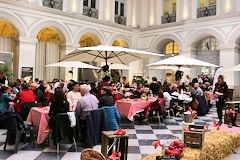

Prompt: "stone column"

[60,43,79,81]
[18,37,38,79]
[219,44,240,97]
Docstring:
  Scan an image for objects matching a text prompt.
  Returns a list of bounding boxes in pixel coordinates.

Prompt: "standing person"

[97,76,110,99]
[90,82,98,96]
[0,72,7,86]
[214,75,228,125]
[67,82,82,111]
[150,77,160,96]
[38,80,46,94]
[13,83,36,113]
[197,75,203,84]
[67,80,75,92]
[184,75,191,86]
[122,76,129,88]
[0,86,13,113]
[98,86,114,108]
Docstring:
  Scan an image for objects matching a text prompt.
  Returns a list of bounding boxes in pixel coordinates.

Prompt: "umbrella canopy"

[60,45,163,64]
[147,55,218,68]
[101,63,131,70]
[150,66,190,71]
[45,61,99,69]
[224,64,240,72]
[0,61,5,64]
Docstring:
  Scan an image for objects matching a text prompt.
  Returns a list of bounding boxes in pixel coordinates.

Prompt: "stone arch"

[150,34,183,52]
[185,28,226,48]
[29,20,72,43]
[0,11,27,37]
[108,34,132,48]
[228,25,240,45]
[73,27,106,45]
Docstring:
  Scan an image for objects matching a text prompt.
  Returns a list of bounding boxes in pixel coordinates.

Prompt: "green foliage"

[133,75,145,84]
[0,63,13,82]
[175,70,183,82]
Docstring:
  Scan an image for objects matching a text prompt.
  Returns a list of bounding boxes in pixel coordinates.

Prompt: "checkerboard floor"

[0,107,240,160]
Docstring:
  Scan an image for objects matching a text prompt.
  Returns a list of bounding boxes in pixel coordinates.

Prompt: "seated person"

[67,82,82,111]
[122,76,129,88]
[47,88,69,133]
[133,83,144,98]
[31,83,45,105]
[0,86,13,113]
[98,86,114,108]
[192,83,204,96]
[159,87,171,109]
[75,84,99,121]
[13,83,36,113]
[102,106,120,130]
[150,77,160,96]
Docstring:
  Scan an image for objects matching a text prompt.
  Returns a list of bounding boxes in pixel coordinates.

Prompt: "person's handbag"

[192,97,199,110]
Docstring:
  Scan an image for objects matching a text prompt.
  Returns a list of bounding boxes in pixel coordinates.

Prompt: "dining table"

[115,98,156,121]
[26,106,50,144]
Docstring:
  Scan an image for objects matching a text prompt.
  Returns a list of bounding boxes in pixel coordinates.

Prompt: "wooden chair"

[81,149,106,160]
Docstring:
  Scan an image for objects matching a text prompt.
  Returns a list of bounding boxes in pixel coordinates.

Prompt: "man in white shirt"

[67,82,82,111]
[160,87,172,109]
[183,75,191,86]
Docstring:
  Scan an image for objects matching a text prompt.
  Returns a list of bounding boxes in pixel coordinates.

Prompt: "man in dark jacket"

[31,83,45,104]
[150,77,160,96]
[38,80,45,94]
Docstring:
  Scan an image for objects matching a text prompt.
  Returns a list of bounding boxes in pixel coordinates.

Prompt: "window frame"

[163,0,176,15]
[115,0,126,17]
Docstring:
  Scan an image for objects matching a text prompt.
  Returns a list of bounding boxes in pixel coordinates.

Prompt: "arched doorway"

[194,36,219,75]
[111,38,129,83]
[0,19,19,81]
[157,39,180,83]
[78,33,101,82]
[35,27,65,81]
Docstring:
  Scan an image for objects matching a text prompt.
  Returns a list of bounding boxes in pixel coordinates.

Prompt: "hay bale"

[140,130,240,160]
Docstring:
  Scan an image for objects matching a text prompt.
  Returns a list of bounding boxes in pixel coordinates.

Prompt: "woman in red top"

[13,83,36,113]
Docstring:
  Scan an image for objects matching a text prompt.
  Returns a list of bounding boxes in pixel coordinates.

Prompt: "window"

[115,0,125,16]
[91,0,96,9]
[115,1,118,15]
[200,37,219,51]
[120,3,124,16]
[164,41,179,55]
[163,0,176,15]
[83,0,88,6]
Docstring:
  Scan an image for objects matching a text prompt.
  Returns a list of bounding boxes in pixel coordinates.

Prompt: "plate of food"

[215,91,223,96]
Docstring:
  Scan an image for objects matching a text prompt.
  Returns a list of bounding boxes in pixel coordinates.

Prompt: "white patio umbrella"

[101,63,131,70]
[0,61,5,64]
[60,45,163,65]
[147,55,218,68]
[150,66,190,71]
[224,64,240,72]
[45,61,99,69]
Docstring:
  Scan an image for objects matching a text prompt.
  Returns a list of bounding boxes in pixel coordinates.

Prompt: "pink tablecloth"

[115,99,156,121]
[205,91,214,103]
[27,107,50,144]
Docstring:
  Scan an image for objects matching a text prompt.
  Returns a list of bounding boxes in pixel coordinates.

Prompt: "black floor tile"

[21,144,44,151]
[171,130,182,134]
[128,134,137,139]
[136,130,154,134]
[151,126,168,129]
[68,145,85,152]
[128,146,140,154]
[138,140,155,146]
[0,150,14,159]
[35,152,65,160]
[156,134,176,139]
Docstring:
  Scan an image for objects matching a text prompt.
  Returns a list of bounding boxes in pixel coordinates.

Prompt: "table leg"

[101,134,108,159]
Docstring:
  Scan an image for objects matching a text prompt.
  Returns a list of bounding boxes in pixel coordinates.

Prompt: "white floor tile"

[136,134,157,140]
[134,125,152,130]
[127,154,142,160]
[139,146,161,154]
[7,151,41,160]
[61,152,81,160]
[153,129,172,135]
[128,139,139,146]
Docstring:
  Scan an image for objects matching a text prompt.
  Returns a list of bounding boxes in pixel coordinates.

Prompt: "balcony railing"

[114,15,127,26]
[83,6,98,19]
[42,0,63,10]
[161,13,176,24]
[197,5,216,18]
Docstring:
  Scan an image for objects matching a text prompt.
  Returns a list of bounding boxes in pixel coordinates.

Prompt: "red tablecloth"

[115,99,156,121]
[27,107,50,144]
